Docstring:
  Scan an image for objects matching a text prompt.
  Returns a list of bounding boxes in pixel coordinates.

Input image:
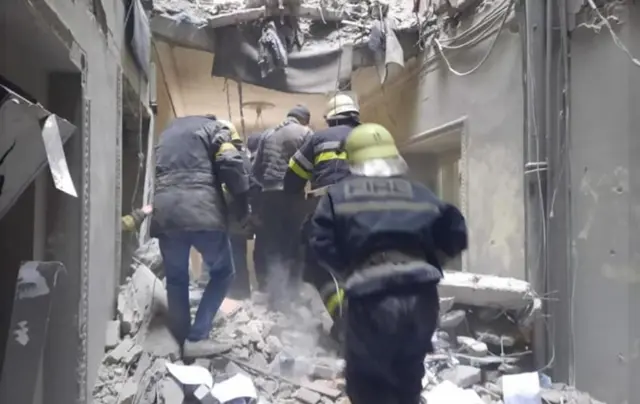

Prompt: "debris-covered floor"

[92,242,606,404]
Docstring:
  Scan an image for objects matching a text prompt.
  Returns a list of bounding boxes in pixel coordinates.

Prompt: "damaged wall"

[557,4,640,403]
[1,0,150,402]
[354,22,525,279]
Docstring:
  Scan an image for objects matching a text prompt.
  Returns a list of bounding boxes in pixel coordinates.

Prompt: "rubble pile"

[92,240,604,404]
[421,298,605,404]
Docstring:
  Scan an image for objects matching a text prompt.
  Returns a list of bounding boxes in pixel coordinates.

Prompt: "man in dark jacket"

[283,94,360,308]
[217,119,261,299]
[307,123,468,404]
[251,105,312,307]
[151,115,250,358]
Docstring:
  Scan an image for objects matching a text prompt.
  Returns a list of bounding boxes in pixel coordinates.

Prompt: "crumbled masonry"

[93,242,604,404]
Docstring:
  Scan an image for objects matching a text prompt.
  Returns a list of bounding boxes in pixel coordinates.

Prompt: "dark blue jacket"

[150,116,249,237]
[284,123,356,192]
[307,175,468,297]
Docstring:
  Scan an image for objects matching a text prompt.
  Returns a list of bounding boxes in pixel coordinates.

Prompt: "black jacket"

[307,175,468,297]
[284,123,356,192]
[252,118,312,191]
[150,116,249,236]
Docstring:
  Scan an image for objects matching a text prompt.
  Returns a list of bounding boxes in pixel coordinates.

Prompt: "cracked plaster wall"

[355,28,525,278]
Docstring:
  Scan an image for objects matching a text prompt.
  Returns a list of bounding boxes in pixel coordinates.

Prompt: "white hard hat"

[325,93,359,119]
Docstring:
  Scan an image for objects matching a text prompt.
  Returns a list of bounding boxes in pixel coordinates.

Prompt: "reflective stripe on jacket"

[284,124,355,193]
[150,116,249,237]
[307,175,468,297]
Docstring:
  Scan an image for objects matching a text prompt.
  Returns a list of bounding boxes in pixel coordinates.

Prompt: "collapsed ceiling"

[151,0,419,47]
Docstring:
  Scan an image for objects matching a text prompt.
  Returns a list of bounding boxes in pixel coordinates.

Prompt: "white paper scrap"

[211,373,258,403]
[502,372,542,404]
[41,115,77,197]
[165,362,213,389]
[422,380,484,404]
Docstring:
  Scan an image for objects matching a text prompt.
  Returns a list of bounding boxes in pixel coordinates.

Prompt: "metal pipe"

[522,0,549,371]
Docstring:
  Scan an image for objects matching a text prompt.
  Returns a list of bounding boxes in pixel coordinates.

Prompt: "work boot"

[182,339,232,359]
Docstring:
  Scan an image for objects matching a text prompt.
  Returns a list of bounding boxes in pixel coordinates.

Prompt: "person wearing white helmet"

[284,93,360,197]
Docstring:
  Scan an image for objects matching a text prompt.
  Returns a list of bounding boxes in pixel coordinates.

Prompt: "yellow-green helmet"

[344,123,399,164]
[218,119,242,143]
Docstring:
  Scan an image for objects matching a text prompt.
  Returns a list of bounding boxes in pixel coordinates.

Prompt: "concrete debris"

[440,365,482,388]
[439,270,540,312]
[105,320,122,351]
[93,240,601,404]
[294,387,322,404]
[105,338,143,366]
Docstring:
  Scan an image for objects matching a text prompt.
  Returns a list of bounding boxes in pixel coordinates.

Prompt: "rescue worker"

[283,93,359,195]
[251,105,312,306]
[121,204,153,233]
[283,93,360,312]
[306,123,468,404]
[151,114,250,358]
[217,119,260,299]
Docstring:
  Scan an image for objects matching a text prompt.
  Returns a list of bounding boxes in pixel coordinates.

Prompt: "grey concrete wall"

[1,0,149,399]
[564,5,640,403]
[357,28,526,278]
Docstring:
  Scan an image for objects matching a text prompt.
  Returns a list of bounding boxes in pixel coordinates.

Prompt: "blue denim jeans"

[158,230,235,344]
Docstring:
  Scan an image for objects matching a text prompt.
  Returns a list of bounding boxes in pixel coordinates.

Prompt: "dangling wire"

[224,78,233,122]
[237,80,247,140]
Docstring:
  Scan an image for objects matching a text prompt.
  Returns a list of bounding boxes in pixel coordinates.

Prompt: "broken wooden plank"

[438,270,538,311]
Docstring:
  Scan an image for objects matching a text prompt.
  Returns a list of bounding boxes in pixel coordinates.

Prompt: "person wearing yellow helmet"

[305,123,468,404]
[214,119,260,300]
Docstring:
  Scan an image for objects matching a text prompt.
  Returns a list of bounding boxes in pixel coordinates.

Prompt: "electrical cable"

[438,0,512,50]
[585,0,640,67]
[434,0,514,77]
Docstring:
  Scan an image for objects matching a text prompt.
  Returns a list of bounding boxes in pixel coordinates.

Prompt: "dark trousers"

[228,235,251,299]
[300,196,333,292]
[253,191,306,306]
[345,284,439,404]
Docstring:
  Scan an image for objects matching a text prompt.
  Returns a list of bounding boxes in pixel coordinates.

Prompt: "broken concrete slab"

[117,381,138,404]
[105,338,143,366]
[438,271,538,311]
[440,365,482,388]
[439,309,466,329]
[303,380,342,399]
[294,387,322,404]
[105,320,121,351]
[456,336,488,357]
